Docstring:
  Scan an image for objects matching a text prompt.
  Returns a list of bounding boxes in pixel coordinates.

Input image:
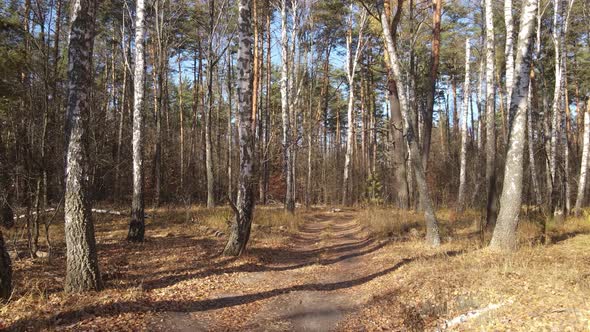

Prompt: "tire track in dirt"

[149,210,389,331]
[243,211,386,331]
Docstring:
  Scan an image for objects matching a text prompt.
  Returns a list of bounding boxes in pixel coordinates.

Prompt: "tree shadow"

[10,250,466,330]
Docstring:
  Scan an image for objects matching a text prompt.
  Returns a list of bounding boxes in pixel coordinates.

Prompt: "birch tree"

[128,0,146,242]
[64,0,102,291]
[505,0,515,114]
[223,0,255,256]
[379,2,441,246]
[280,0,294,213]
[574,100,590,215]
[342,5,367,206]
[457,39,471,211]
[484,0,498,229]
[490,0,538,250]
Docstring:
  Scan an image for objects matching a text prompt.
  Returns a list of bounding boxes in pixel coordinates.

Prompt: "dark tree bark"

[422,0,443,169]
[0,131,13,301]
[64,0,102,292]
[223,0,255,256]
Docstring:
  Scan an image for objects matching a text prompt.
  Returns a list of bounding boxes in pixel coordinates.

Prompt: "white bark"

[490,0,538,250]
[380,6,441,246]
[574,102,590,214]
[484,0,498,228]
[342,5,367,205]
[280,0,294,213]
[223,0,255,256]
[457,39,471,210]
[128,0,146,241]
[505,0,515,117]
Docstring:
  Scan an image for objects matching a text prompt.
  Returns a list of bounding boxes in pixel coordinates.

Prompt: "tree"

[223,0,255,256]
[489,0,538,250]
[484,0,498,229]
[379,1,441,246]
[0,131,13,301]
[128,0,147,242]
[574,99,590,215]
[342,4,367,206]
[280,0,294,213]
[64,0,102,292]
[457,39,471,211]
[421,0,442,169]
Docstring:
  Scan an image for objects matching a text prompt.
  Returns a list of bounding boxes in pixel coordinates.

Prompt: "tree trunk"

[342,7,365,205]
[64,0,102,291]
[574,100,590,214]
[381,7,441,246]
[422,0,442,170]
[280,0,294,213]
[206,0,216,208]
[528,68,542,205]
[490,0,538,251]
[223,0,255,256]
[128,0,146,242]
[0,132,13,301]
[484,0,498,229]
[457,39,471,211]
[505,0,515,115]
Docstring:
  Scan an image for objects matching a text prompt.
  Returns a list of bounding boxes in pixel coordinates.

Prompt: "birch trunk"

[128,0,146,242]
[457,39,471,211]
[574,101,590,215]
[223,0,255,256]
[380,6,441,246]
[549,0,563,213]
[484,0,498,229]
[280,0,294,213]
[505,0,515,115]
[64,0,102,291]
[342,6,366,206]
[527,69,542,205]
[490,0,538,250]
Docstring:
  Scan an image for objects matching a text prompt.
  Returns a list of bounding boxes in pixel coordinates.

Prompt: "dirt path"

[149,211,389,331]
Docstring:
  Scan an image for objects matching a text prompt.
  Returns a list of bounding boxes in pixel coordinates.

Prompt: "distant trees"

[63,0,102,292]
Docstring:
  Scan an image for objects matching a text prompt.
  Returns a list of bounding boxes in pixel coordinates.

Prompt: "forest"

[1,0,590,330]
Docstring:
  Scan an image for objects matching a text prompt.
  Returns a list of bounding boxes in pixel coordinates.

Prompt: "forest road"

[151,210,389,332]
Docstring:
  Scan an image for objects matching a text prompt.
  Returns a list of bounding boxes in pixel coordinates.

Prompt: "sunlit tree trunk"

[490,0,538,250]
[574,101,590,215]
[128,0,146,242]
[223,0,255,256]
[64,0,102,291]
[505,0,515,115]
[342,6,366,206]
[380,4,441,246]
[484,0,498,229]
[422,0,442,169]
[457,39,471,211]
[280,0,294,213]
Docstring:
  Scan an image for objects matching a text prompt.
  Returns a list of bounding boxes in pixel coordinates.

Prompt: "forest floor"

[1,206,590,331]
